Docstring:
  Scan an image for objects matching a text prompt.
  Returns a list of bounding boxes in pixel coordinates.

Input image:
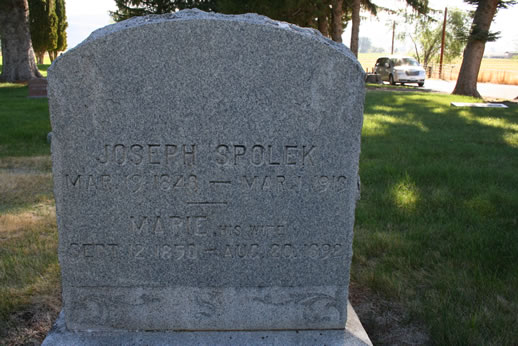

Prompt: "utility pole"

[391,21,395,55]
[439,7,447,79]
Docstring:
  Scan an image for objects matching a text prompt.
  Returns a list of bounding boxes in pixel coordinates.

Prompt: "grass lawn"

[355,91,518,344]
[0,63,51,157]
[0,83,51,158]
[0,78,58,341]
[0,81,517,344]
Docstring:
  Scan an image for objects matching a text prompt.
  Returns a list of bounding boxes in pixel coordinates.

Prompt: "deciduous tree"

[401,8,470,68]
[0,0,42,82]
[349,0,426,57]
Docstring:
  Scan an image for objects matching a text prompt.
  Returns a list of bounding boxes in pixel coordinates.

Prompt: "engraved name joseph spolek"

[64,143,348,194]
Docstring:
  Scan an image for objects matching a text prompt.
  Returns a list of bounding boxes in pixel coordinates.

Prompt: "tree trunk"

[452,0,499,98]
[331,0,344,43]
[423,34,441,68]
[48,51,56,62]
[350,0,361,56]
[0,0,42,82]
[318,14,329,38]
[36,51,44,65]
[409,34,421,63]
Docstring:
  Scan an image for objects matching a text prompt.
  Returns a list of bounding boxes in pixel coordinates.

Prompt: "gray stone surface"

[43,302,372,345]
[47,8,365,333]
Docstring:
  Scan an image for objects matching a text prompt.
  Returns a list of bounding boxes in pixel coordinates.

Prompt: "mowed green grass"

[354,91,518,344]
[0,80,517,343]
[0,70,51,158]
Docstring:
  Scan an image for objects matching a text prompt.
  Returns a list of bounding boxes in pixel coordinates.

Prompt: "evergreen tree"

[46,0,58,61]
[215,0,324,29]
[28,0,47,63]
[111,0,352,42]
[111,0,215,22]
[110,0,428,45]
[29,0,58,64]
[52,0,67,61]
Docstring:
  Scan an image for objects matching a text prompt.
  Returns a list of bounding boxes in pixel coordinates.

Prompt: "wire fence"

[361,55,518,86]
[424,64,518,85]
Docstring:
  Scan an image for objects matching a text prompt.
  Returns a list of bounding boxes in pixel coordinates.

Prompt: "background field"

[2,53,518,84]
[359,53,518,85]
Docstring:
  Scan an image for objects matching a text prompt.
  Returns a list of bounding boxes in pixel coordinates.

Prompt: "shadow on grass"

[0,200,60,344]
[353,91,518,344]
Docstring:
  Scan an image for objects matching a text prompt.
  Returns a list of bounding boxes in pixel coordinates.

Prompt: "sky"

[66,0,517,54]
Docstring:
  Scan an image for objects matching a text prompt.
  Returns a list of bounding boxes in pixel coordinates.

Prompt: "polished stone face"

[48,9,365,332]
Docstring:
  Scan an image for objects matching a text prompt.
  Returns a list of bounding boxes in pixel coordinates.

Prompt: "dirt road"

[424,79,518,100]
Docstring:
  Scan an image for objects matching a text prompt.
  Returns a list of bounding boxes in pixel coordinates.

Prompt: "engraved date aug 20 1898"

[136,242,345,261]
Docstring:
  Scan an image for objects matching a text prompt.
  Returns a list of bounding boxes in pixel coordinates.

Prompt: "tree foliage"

[52,0,67,60]
[47,0,58,57]
[28,0,47,56]
[28,0,59,63]
[445,9,471,61]
[400,8,470,67]
[111,0,346,41]
[110,0,426,47]
[111,0,215,22]
[463,0,516,41]
[217,0,322,28]
[54,0,67,51]
[111,0,338,35]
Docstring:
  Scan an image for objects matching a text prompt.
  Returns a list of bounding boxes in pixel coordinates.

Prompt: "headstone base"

[365,74,382,84]
[43,302,371,346]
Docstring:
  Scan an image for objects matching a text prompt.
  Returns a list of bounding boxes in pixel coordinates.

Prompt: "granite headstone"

[44,9,368,345]
[28,78,48,98]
